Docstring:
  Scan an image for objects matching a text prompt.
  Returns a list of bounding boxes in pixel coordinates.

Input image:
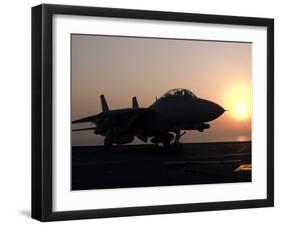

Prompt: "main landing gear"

[172,131,186,150]
[104,137,112,149]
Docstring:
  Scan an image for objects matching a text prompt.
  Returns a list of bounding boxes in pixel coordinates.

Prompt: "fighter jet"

[72,88,225,148]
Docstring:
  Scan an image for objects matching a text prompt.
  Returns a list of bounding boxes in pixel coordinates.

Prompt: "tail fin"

[132,96,139,108]
[100,94,109,112]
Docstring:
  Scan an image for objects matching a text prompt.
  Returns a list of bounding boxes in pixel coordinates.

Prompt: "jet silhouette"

[72,88,225,148]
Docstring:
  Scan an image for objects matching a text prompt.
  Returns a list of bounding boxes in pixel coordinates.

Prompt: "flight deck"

[72,141,251,190]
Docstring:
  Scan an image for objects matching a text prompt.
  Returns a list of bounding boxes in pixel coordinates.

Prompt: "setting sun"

[223,84,252,120]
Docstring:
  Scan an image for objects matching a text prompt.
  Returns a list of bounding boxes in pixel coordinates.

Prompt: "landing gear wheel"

[104,137,112,150]
[163,141,171,149]
[162,133,174,150]
[173,142,183,151]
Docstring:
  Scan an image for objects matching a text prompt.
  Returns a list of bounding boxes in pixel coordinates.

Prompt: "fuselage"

[148,94,224,132]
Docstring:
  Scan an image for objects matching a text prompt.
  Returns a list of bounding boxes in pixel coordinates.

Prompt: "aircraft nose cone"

[205,100,225,121]
[211,102,225,118]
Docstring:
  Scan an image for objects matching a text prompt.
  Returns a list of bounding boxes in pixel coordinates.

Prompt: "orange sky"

[71,34,252,146]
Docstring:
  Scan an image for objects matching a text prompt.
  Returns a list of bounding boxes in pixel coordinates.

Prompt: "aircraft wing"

[72,127,96,131]
[72,108,154,135]
[115,108,154,132]
[72,113,101,124]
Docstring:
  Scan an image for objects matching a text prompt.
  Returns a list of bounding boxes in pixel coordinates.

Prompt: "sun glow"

[223,84,252,120]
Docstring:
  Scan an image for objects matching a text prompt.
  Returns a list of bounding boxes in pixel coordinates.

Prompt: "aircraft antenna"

[132,96,139,108]
[100,94,109,112]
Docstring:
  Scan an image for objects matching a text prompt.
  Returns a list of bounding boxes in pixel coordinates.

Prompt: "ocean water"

[182,135,251,144]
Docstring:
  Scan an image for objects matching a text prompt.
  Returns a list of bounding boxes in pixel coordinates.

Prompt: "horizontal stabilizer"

[72,114,100,124]
[72,127,96,132]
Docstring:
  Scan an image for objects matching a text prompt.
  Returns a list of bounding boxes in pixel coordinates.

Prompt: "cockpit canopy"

[160,88,197,99]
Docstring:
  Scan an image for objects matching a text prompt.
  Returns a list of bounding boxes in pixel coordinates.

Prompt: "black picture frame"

[32,3,274,222]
